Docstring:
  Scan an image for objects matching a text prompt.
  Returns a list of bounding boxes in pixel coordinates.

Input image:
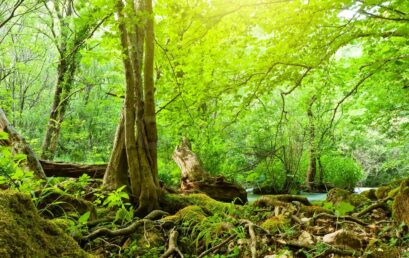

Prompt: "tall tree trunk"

[306,96,317,191]
[144,0,159,186]
[106,0,159,216]
[41,56,76,160]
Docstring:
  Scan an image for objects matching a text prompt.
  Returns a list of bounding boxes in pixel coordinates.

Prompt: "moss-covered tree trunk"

[104,0,159,216]
[306,96,317,191]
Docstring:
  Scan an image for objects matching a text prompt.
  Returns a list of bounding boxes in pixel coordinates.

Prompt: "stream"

[246,187,375,203]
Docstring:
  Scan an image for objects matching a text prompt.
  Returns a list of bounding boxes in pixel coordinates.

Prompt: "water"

[246,187,376,204]
[246,191,327,203]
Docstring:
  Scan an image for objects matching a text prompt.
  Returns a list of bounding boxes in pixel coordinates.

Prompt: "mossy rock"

[253,195,296,214]
[300,205,333,217]
[159,193,233,214]
[327,188,370,209]
[260,215,290,233]
[360,189,377,201]
[0,190,91,258]
[160,205,207,225]
[375,186,392,200]
[392,179,409,225]
[364,240,400,258]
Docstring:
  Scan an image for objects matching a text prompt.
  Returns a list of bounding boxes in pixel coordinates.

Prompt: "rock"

[392,178,409,225]
[375,186,392,200]
[298,230,314,246]
[0,190,90,257]
[360,189,377,201]
[323,229,363,249]
[327,188,370,209]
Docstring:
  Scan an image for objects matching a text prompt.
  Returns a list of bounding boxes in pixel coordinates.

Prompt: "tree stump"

[172,138,247,204]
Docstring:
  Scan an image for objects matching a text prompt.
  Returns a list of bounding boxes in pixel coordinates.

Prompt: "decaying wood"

[173,137,212,182]
[0,108,46,179]
[159,228,184,258]
[40,160,106,178]
[173,138,247,203]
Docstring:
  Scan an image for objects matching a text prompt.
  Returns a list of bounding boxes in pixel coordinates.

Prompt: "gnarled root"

[160,228,183,258]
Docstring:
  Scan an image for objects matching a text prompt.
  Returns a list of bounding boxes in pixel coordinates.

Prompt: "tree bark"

[0,108,46,179]
[103,111,129,190]
[173,138,247,203]
[40,160,106,178]
[144,0,159,186]
[107,0,159,216]
[306,96,317,191]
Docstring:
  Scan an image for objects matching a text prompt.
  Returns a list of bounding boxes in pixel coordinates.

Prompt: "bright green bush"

[321,154,363,190]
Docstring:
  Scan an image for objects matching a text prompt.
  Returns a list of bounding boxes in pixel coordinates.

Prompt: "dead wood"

[40,160,106,178]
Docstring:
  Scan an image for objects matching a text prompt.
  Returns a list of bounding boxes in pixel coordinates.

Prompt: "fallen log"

[40,160,106,178]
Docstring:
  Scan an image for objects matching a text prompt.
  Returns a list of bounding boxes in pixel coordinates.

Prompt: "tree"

[103,0,159,216]
[41,0,108,160]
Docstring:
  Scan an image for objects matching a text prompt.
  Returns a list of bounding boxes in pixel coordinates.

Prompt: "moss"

[327,188,370,209]
[131,220,165,256]
[392,178,409,225]
[0,190,91,258]
[52,218,73,232]
[300,205,332,216]
[365,240,400,258]
[360,189,377,201]
[159,193,233,214]
[375,186,392,200]
[253,195,296,213]
[160,205,207,225]
[260,215,289,233]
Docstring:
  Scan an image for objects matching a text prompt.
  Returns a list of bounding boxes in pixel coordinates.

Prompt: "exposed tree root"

[313,213,368,226]
[82,219,151,242]
[197,234,236,258]
[159,228,183,258]
[239,219,257,258]
[274,239,359,257]
[354,196,393,218]
[82,210,167,242]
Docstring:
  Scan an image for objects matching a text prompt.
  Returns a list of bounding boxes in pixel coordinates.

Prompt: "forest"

[0,0,408,257]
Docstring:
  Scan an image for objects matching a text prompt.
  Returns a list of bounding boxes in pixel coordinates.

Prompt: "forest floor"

[1,177,409,258]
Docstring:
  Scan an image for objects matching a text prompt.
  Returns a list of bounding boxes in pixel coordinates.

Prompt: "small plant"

[103,185,134,224]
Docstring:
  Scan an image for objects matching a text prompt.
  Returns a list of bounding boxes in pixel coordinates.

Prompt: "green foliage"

[321,154,363,189]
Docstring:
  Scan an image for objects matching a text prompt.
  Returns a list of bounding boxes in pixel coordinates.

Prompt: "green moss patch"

[0,190,91,258]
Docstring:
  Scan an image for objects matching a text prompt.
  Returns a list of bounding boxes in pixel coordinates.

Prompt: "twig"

[198,234,236,258]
